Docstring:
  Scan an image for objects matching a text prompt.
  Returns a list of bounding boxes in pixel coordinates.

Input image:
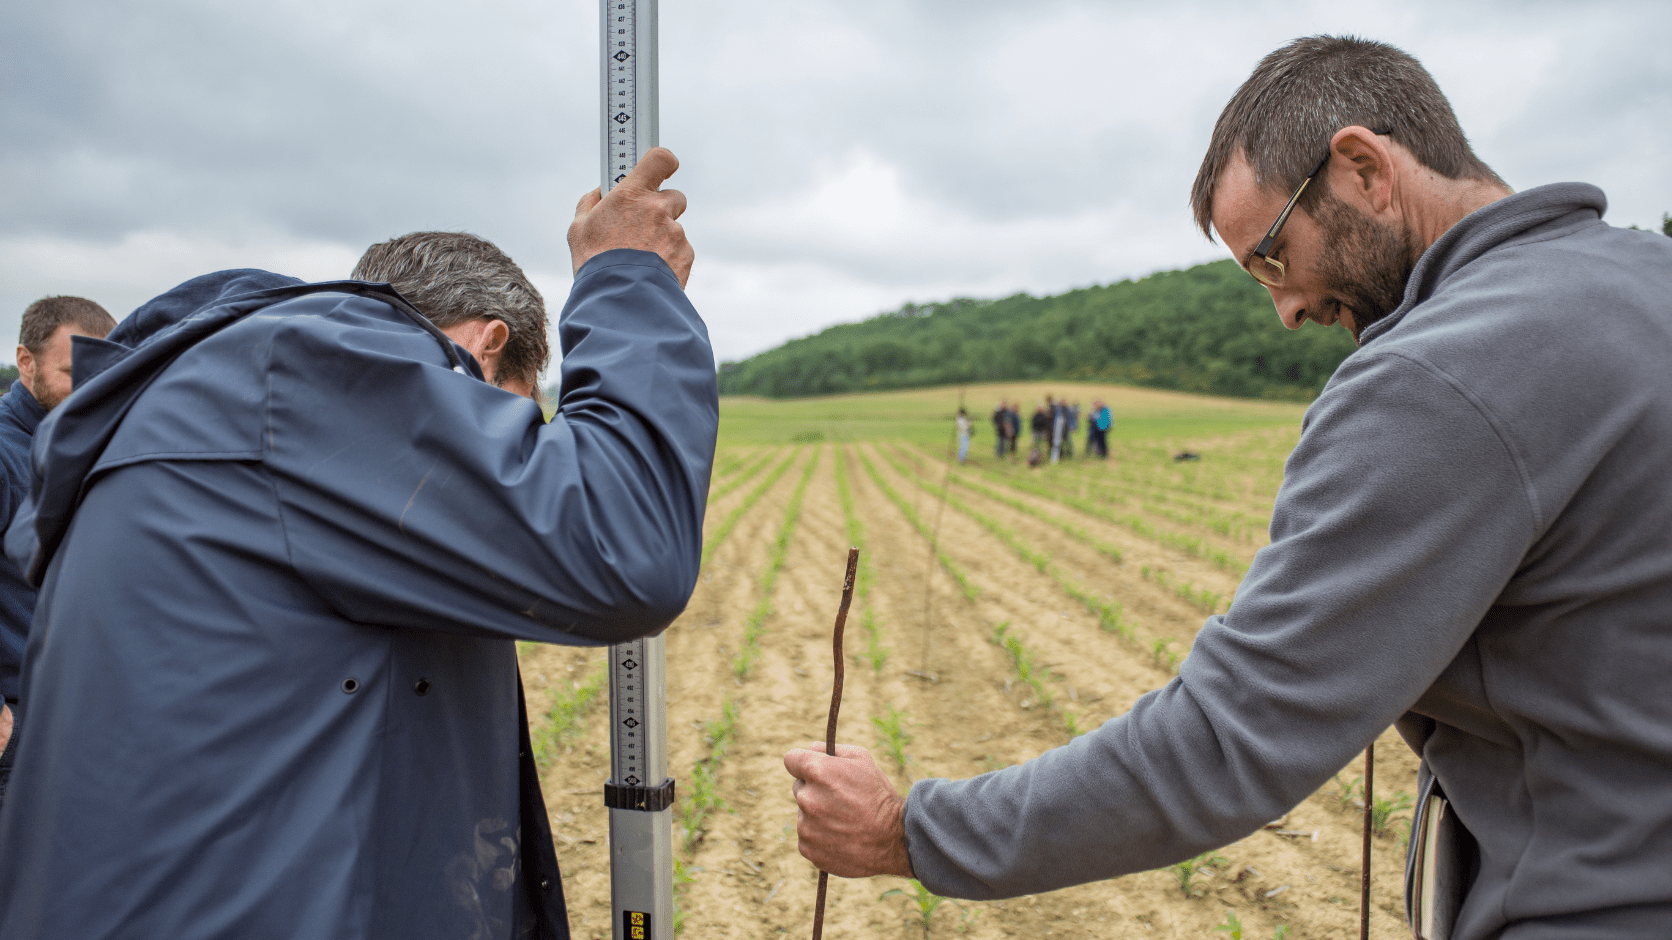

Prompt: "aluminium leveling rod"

[599,4,674,940]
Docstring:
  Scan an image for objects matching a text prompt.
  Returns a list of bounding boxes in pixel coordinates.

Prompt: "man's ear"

[15,345,34,385]
[1327,126,1394,213]
[480,319,510,358]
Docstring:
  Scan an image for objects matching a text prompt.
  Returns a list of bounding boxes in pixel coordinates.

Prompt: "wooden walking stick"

[812,548,860,940]
[1361,743,1374,940]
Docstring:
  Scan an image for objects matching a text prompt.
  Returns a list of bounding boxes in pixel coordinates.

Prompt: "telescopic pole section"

[601,3,671,939]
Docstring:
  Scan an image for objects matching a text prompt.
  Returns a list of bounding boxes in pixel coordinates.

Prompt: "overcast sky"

[3,0,1668,379]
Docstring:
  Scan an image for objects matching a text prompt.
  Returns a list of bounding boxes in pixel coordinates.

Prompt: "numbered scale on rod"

[601,0,657,194]
[600,5,672,939]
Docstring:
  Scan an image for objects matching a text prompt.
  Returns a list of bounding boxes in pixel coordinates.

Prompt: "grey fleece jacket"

[903,184,1672,938]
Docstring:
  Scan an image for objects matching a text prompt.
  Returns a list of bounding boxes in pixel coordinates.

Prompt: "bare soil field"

[520,433,1420,939]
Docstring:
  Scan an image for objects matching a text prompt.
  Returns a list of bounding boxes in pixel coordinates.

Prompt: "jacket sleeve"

[902,349,1538,899]
[266,249,718,646]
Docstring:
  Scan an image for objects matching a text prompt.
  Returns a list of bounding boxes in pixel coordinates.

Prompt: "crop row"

[833,450,889,677]
[938,448,1250,575]
[852,448,982,603]
[874,446,1132,643]
[676,447,820,929]
[700,447,800,567]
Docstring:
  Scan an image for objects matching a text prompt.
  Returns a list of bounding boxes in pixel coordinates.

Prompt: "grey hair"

[1190,35,1505,240]
[20,296,117,352]
[352,232,549,388]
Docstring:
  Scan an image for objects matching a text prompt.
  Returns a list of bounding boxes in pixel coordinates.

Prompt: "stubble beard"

[29,375,64,413]
[1310,189,1419,344]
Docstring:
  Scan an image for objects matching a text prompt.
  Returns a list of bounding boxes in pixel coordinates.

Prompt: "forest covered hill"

[717,259,1360,402]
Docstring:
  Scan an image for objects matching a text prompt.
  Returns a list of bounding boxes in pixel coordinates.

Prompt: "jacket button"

[414,678,431,696]
[341,678,360,694]
[540,879,550,890]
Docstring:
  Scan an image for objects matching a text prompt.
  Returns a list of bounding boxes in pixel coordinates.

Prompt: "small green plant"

[671,856,696,934]
[1371,791,1415,837]
[531,659,609,766]
[1169,851,1228,898]
[1062,709,1087,739]
[991,621,1052,706]
[872,705,914,773]
[1273,926,1290,940]
[862,609,889,676]
[1214,910,1243,939]
[680,699,740,852]
[1333,773,1362,812]
[1150,638,1173,670]
[881,879,965,939]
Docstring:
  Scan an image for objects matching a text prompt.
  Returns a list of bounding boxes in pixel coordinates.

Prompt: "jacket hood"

[5,269,462,586]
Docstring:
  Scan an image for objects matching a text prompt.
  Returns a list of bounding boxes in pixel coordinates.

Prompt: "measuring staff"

[599,2,676,939]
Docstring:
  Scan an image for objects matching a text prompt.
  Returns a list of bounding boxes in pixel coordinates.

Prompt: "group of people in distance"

[987,395,1113,466]
[1,30,1669,940]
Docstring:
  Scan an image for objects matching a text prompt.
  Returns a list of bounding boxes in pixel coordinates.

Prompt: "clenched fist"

[568,147,693,287]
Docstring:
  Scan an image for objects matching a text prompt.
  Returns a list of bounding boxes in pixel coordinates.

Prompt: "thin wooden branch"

[1361,743,1374,940]
[812,547,860,940]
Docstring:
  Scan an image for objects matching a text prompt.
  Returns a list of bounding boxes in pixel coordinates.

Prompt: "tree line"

[717,259,1360,402]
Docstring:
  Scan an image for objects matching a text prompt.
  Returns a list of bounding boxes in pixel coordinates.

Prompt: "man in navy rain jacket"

[0,149,712,940]
[0,295,116,810]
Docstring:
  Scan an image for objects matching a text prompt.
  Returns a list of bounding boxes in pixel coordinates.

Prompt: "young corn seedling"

[1062,709,1090,740]
[531,658,608,767]
[1214,910,1244,939]
[1150,638,1173,671]
[991,621,1052,707]
[872,705,914,774]
[671,856,697,935]
[1333,773,1363,813]
[880,879,965,939]
[862,609,889,676]
[680,699,740,852]
[1372,791,1415,837]
[1169,851,1228,898]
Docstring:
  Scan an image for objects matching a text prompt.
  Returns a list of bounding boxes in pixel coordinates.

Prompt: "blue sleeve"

[267,249,718,646]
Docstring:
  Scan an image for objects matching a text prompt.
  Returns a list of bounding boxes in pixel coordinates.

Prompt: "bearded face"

[1309,187,1421,342]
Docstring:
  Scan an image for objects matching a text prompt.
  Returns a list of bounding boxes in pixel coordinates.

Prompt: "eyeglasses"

[1245,128,1392,288]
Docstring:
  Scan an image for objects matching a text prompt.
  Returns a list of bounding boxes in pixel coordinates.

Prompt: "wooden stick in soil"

[812,548,860,940]
[1360,743,1374,940]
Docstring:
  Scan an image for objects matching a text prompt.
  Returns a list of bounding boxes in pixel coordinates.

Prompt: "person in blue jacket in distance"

[0,148,711,940]
[0,296,117,812]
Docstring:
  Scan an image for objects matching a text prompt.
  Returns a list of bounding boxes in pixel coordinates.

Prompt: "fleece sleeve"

[266,249,719,645]
[902,348,1539,899]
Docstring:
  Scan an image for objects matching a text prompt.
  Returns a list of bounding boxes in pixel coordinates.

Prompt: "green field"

[717,380,1310,446]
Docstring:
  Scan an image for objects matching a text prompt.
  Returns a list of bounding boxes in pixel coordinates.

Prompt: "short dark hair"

[352,232,549,388]
[20,296,117,353]
[1190,35,1505,240]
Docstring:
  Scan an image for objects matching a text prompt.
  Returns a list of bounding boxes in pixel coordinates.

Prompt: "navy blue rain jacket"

[0,380,45,719]
[0,249,718,940]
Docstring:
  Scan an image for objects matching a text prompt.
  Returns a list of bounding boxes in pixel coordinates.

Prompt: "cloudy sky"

[3,0,1668,378]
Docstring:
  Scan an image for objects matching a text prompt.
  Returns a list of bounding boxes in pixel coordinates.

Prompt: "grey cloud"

[1,0,1668,368]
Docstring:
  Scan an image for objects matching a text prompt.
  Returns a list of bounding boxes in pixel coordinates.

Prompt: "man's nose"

[1265,286,1308,330]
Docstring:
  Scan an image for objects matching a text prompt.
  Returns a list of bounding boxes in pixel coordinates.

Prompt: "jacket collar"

[0,379,46,436]
[1358,183,1607,347]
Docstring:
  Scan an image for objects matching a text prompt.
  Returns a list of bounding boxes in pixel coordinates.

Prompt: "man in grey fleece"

[785,36,1672,938]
